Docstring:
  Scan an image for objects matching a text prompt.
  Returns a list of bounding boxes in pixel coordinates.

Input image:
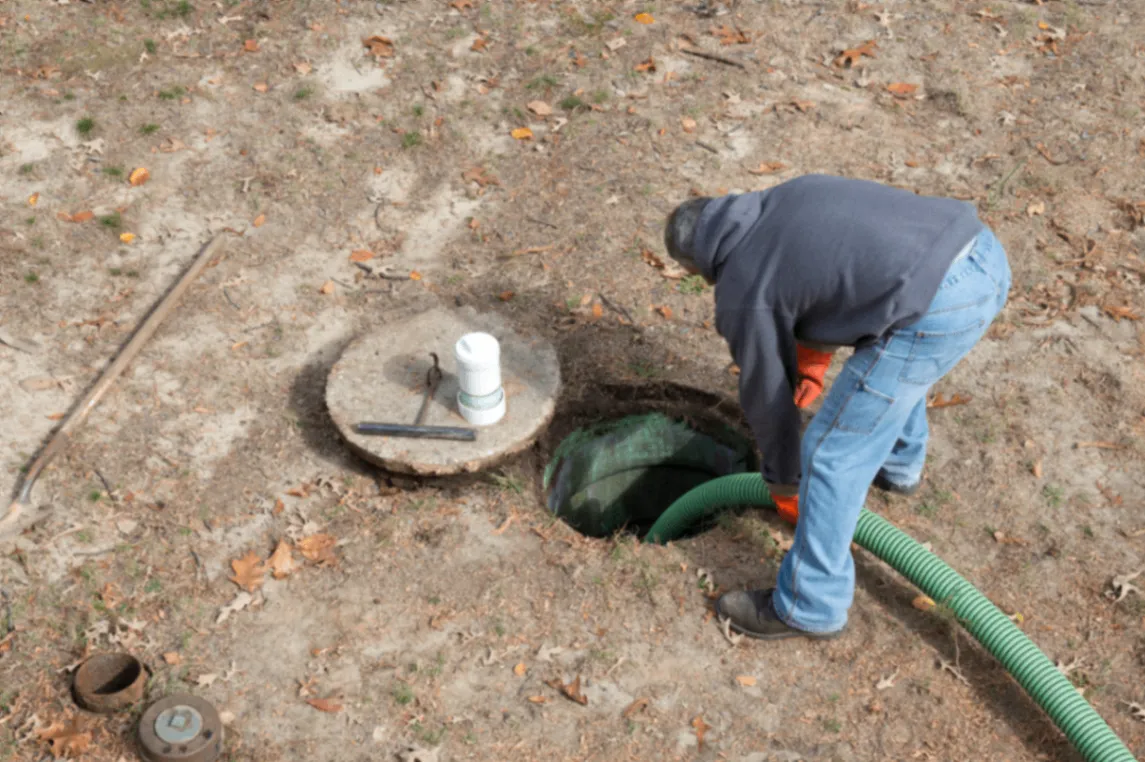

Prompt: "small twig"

[599,293,636,326]
[93,468,116,503]
[526,216,558,230]
[1,588,13,635]
[1074,441,1125,450]
[987,158,1028,209]
[680,46,747,69]
[500,245,554,260]
[695,141,720,155]
[937,656,970,686]
[223,287,241,310]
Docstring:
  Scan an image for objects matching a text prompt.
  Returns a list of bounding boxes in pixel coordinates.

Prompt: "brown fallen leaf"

[160,137,188,153]
[28,192,39,206]
[681,117,697,133]
[163,652,182,665]
[298,533,337,566]
[591,302,604,320]
[527,695,547,704]
[513,662,527,677]
[363,35,395,58]
[927,392,972,409]
[409,270,423,281]
[471,37,488,52]
[498,291,515,302]
[791,99,815,113]
[622,697,650,718]
[712,24,750,45]
[451,0,474,8]
[635,57,656,73]
[692,716,712,749]
[527,100,553,116]
[748,161,788,175]
[462,166,499,187]
[244,39,260,53]
[60,210,95,223]
[319,280,335,295]
[993,530,1027,546]
[229,550,266,592]
[128,167,150,186]
[634,12,655,24]
[36,716,92,758]
[510,127,533,140]
[47,412,66,421]
[307,697,343,713]
[1026,200,1046,217]
[1032,459,1043,478]
[735,675,757,687]
[294,61,313,75]
[912,594,936,612]
[120,232,136,244]
[268,540,297,580]
[253,82,269,93]
[1103,305,1140,322]
[350,249,375,263]
[656,305,673,320]
[546,675,588,705]
[886,82,918,97]
[834,39,878,68]
[252,213,266,227]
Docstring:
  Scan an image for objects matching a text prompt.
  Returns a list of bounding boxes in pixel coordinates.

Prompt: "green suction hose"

[644,473,1138,762]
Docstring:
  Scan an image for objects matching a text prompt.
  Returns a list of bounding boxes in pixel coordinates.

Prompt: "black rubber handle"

[354,422,477,441]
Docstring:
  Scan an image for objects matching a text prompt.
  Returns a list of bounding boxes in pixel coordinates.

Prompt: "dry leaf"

[216,591,253,624]
[451,0,474,8]
[527,100,553,116]
[1032,459,1043,478]
[409,270,423,281]
[60,210,95,223]
[591,303,603,319]
[471,37,488,52]
[307,697,344,713]
[129,167,150,186]
[513,662,527,677]
[253,82,269,93]
[635,57,656,73]
[927,392,972,409]
[681,117,697,133]
[350,249,375,262]
[252,213,266,227]
[363,35,395,58]
[634,12,655,24]
[656,305,673,320]
[294,61,313,75]
[546,675,588,705]
[160,137,188,153]
[298,533,337,566]
[462,166,499,186]
[622,697,650,718]
[735,675,757,687]
[511,127,533,140]
[36,717,92,758]
[712,25,750,45]
[886,82,918,97]
[912,594,936,612]
[1027,200,1046,216]
[499,291,515,302]
[244,39,260,53]
[319,280,335,295]
[163,652,182,665]
[268,540,297,579]
[229,550,266,592]
[791,99,815,113]
[1104,305,1141,322]
[748,161,788,175]
[120,232,136,244]
[47,412,66,421]
[692,716,712,749]
[527,695,547,704]
[834,39,878,68]
[28,192,39,206]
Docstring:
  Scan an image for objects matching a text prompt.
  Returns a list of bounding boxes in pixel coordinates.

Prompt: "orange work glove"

[773,494,799,525]
[793,345,834,409]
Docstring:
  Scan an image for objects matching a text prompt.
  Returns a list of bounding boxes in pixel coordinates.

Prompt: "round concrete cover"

[326,306,561,475]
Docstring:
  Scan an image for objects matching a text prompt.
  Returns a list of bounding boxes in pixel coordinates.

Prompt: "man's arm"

[720,308,804,494]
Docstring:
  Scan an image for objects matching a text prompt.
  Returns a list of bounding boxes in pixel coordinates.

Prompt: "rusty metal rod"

[1,235,229,536]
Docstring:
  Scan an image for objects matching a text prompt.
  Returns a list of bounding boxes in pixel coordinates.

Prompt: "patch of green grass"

[75,530,92,543]
[412,103,425,117]
[25,217,35,226]
[402,131,423,149]
[88,490,102,502]
[144,39,158,54]
[823,718,842,733]
[158,85,185,100]
[24,272,40,284]
[103,166,124,178]
[174,0,193,16]
[294,87,313,101]
[1042,483,1064,508]
[526,74,560,91]
[916,501,940,518]
[392,683,415,705]
[76,117,96,136]
[559,95,585,111]
[488,470,525,495]
[413,720,446,745]
[99,212,122,229]
[144,578,162,594]
[19,163,35,175]
[140,123,160,135]
[677,275,707,295]
[592,89,610,104]
[629,361,659,379]
[1081,524,1095,539]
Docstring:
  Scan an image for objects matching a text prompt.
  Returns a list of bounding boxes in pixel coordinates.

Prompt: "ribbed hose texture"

[643,473,1137,762]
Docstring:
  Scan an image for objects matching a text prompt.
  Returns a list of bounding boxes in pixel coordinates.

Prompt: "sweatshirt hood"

[690,192,769,282]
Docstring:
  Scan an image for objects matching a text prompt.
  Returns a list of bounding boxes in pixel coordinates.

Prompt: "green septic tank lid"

[544,413,756,538]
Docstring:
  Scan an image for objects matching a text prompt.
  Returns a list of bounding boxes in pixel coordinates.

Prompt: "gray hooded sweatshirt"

[689,175,984,489]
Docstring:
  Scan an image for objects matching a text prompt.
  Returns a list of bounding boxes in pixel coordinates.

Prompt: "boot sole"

[716,600,845,641]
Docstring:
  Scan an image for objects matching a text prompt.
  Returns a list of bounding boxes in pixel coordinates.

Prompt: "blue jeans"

[772,229,1011,633]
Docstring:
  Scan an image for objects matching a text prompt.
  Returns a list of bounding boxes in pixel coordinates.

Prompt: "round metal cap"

[138,694,223,762]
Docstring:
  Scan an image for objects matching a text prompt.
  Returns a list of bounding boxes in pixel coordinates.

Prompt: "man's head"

[663,197,712,279]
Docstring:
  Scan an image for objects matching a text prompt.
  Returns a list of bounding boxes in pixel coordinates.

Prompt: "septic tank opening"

[543,402,757,539]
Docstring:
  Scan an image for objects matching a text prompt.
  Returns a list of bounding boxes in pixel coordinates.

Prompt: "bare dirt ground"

[2,0,1145,760]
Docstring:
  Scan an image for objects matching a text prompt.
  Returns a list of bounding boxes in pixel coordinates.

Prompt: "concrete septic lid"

[326,306,561,476]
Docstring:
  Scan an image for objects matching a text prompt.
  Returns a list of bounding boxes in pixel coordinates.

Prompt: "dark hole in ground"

[540,382,757,539]
[92,658,142,694]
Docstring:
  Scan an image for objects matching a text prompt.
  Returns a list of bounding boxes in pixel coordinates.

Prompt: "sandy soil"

[1,0,1144,760]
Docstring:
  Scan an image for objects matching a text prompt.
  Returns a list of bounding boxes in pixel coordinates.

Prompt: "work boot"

[872,471,920,497]
[715,588,843,641]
